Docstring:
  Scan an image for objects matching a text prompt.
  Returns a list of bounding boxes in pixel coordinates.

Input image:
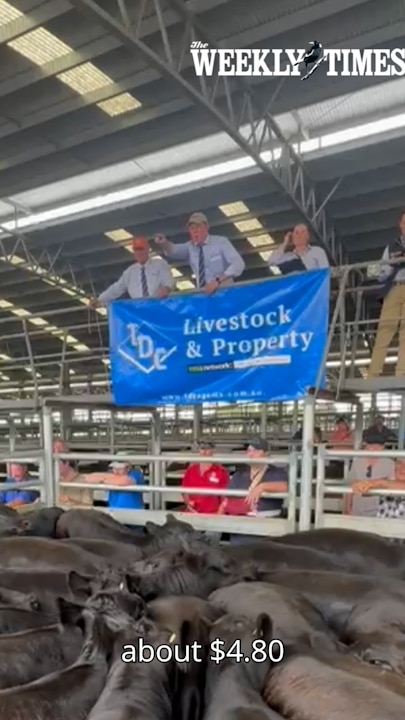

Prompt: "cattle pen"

[0,387,405,540]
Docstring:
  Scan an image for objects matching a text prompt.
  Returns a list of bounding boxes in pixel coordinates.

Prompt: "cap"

[131,236,149,250]
[247,438,268,452]
[198,440,214,449]
[362,429,386,446]
[187,212,208,226]
[109,451,131,469]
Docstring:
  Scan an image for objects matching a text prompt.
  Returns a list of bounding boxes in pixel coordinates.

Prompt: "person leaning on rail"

[368,211,405,377]
[268,223,329,274]
[351,458,405,531]
[155,211,245,294]
[220,437,288,544]
[181,440,229,514]
[89,236,174,309]
[0,462,39,508]
[345,430,395,518]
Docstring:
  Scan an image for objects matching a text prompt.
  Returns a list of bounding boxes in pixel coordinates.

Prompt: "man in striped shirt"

[155,212,245,293]
[89,236,174,307]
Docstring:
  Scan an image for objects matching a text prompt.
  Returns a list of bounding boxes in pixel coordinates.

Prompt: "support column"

[299,395,315,531]
[260,404,267,437]
[150,410,162,511]
[292,401,299,434]
[42,406,56,506]
[354,402,364,449]
[59,364,72,442]
[398,395,405,450]
[192,406,202,443]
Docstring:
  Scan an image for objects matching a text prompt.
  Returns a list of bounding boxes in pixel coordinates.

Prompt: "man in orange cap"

[89,236,173,307]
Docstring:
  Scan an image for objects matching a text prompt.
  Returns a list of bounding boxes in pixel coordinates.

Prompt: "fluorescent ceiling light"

[105,229,133,242]
[97,93,142,117]
[177,280,194,290]
[6,16,141,118]
[0,0,21,24]
[234,219,263,232]
[219,202,250,217]
[8,27,70,65]
[248,234,275,247]
[0,296,90,353]
[0,254,106,318]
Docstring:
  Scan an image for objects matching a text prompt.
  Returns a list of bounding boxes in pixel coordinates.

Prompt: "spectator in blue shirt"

[84,454,145,510]
[0,463,39,507]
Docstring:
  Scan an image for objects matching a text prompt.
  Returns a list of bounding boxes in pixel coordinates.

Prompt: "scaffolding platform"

[340,377,405,393]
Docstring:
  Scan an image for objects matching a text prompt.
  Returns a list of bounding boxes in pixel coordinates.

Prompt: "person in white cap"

[84,452,144,510]
[155,212,245,293]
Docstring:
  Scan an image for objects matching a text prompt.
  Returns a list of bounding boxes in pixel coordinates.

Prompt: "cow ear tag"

[169,633,176,644]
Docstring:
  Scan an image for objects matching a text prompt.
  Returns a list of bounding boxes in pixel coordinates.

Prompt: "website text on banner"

[108,270,330,406]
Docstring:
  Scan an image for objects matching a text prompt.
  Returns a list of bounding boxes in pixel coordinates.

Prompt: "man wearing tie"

[89,236,173,308]
[155,212,245,293]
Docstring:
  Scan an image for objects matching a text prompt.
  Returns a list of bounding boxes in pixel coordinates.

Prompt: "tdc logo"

[118,323,177,374]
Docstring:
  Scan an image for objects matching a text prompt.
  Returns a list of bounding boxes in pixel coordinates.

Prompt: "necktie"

[198,245,206,288]
[141,265,149,297]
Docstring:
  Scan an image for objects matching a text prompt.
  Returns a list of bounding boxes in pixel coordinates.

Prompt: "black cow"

[22,507,65,537]
[88,613,208,720]
[209,582,339,651]
[127,546,255,600]
[263,651,405,720]
[204,612,280,720]
[0,598,83,688]
[0,589,144,720]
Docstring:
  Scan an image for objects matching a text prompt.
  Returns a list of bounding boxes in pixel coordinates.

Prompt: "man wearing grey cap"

[155,212,245,293]
[220,438,288,543]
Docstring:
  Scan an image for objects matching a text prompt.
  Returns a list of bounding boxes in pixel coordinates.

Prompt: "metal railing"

[315,446,405,538]
[54,450,298,537]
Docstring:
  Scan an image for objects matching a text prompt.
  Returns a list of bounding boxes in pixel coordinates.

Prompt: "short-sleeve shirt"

[108,470,145,510]
[225,464,287,516]
[348,457,395,516]
[181,463,229,513]
[0,477,39,505]
[59,473,93,507]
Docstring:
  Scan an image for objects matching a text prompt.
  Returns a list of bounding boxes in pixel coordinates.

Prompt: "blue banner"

[109,270,329,406]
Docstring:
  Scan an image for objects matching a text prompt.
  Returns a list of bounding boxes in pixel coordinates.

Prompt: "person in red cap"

[155,212,245,294]
[181,441,229,514]
[89,236,173,307]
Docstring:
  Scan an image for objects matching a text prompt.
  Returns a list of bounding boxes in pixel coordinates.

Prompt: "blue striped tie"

[141,266,149,297]
[198,245,206,288]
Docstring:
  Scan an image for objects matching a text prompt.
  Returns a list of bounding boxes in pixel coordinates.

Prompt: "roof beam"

[71,0,346,265]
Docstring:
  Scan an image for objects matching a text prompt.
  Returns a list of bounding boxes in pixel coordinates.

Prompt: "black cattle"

[0,599,83,688]
[222,539,370,576]
[0,589,143,720]
[273,528,405,577]
[88,613,208,720]
[0,586,42,612]
[263,652,405,720]
[204,612,280,720]
[22,507,65,537]
[147,596,220,720]
[127,546,255,600]
[259,570,405,630]
[0,537,113,574]
[0,505,31,537]
[341,589,405,674]
[61,538,144,564]
[0,568,125,604]
[55,508,142,543]
[209,582,338,651]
